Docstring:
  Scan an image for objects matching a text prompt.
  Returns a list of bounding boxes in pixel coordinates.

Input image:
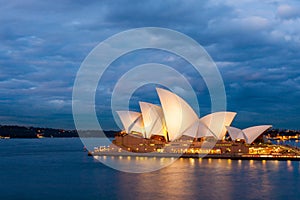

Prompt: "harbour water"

[0,138,299,200]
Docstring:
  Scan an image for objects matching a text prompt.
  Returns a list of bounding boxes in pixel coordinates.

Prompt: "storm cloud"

[0,0,299,129]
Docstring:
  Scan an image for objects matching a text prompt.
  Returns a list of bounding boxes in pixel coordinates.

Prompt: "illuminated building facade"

[114,88,272,154]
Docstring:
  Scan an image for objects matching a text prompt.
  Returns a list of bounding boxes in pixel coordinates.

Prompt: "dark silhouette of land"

[0,125,118,138]
[0,125,299,139]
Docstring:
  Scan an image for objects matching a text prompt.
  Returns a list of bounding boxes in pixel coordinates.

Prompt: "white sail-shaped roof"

[139,102,167,139]
[156,88,199,141]
[226,126,246,141]
[200,111,237,140]
[116,111,145,137]
[226,125,272,144]
[243,125,272,144]
[182,120,217,138]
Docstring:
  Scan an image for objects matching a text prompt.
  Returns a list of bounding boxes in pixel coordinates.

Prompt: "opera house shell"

[226,125,272,144]
[118,88,266,143]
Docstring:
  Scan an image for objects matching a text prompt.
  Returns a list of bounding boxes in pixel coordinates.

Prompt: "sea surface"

[0,138,299,200]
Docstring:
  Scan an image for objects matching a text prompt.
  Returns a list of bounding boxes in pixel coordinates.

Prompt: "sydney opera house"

[110,88,272,155]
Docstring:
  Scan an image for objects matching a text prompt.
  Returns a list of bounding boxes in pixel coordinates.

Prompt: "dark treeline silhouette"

[0,125,298,139]
[0,125,118,138]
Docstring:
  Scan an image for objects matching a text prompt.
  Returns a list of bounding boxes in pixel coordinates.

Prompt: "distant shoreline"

[0,124,299,140]
[0,125,118,138]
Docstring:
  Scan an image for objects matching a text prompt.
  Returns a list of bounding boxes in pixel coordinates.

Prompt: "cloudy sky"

[1,0,300,130]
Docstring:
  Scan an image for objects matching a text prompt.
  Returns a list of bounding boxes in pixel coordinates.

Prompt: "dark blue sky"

[0,0,300,130]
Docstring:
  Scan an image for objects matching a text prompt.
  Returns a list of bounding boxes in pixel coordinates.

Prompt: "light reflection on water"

[100,156,300,200]
[0,138,299,200]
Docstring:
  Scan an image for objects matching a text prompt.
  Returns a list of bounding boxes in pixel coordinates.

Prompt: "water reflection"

[238,159,242,167]
[287,160,293,171]
[189,158,195,166]
[1,138,299,199]
[249,160,254,168]
[92,155,300,199]
[94,155,178,173]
